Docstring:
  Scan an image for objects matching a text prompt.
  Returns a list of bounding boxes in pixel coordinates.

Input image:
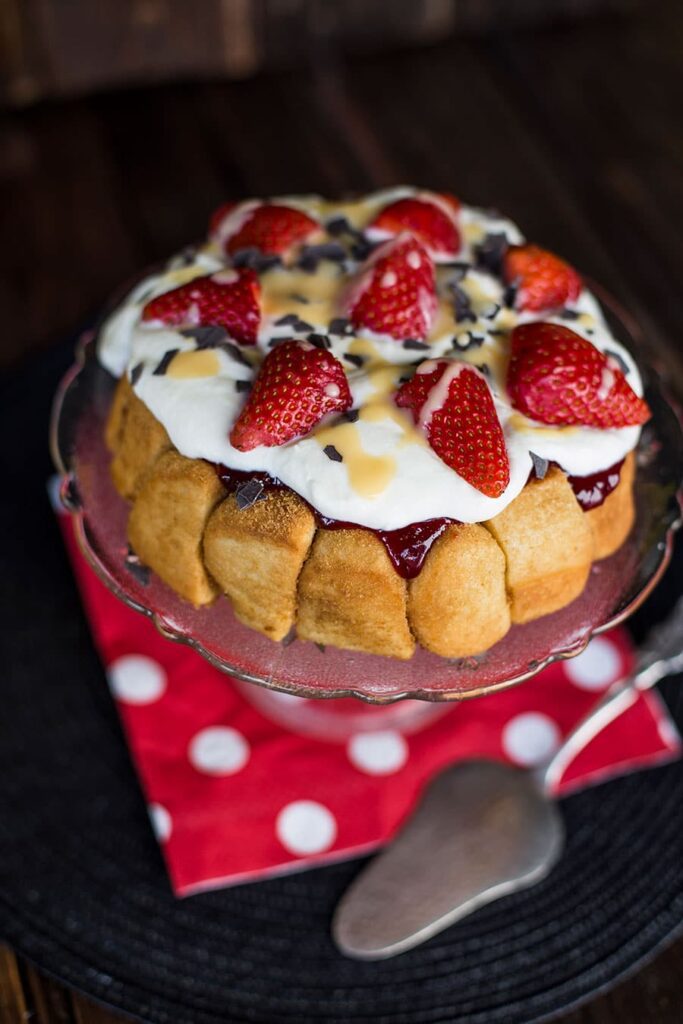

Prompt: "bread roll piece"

[204,490,315,642]
[297,528,415,660]
[109,383,172,500]
[585,451,636,560]
[408,524,510,657]
[486,467,593,625]
[128,451,224,605]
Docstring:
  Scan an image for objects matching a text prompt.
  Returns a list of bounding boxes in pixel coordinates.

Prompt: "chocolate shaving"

[235,478,265,510]
[452,332,485,352]
[559,307,581,321]
[308,333,331,349]
[341,408,360,423]
[130,362,143,386]
[445,261,471,279]
[328,317,353,336]
[475,232,509,275]
[503,283,518,309]
[351,239,375,261]
[326,216,362,239]
[223,342,252,367]
[298,242,347,271]
[449,282,477,324]
[323,444,343,463]
[315,643,326,653]
[481,302,501,320]
[604,347,630,375]
[274,313,315,333]
[290,293,310,304]
[181,325,229,349]
[478,363,492,378]
[152,348,179,376]
[124,546,150,586]
[344,353,365,368]
[402,339,429,351]
[530,451,549,480]
[281,627,297,647]
[235,379,252,393]
[231,248,282,273]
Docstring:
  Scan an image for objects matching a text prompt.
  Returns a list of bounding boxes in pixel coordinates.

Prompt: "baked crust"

[204,490,315,641]
[408,524,510,658]
[128,450,224,606]
[585,451,636,560]
[485,467,594,625]
[109,377,172,500]
[296,528,416,660]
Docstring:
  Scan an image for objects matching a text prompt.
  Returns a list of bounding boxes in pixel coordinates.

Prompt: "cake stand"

[50,295,683,714]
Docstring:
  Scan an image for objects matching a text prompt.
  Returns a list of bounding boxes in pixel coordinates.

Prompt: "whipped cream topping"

[98,187,643,530]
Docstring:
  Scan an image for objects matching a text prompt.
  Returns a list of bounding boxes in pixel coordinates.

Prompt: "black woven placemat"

[1,341,682,1024]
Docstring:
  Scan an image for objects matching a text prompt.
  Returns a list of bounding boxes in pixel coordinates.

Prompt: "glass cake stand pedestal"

[51,296,683,737]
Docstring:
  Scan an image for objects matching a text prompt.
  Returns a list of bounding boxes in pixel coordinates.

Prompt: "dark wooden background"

[1,0,682,1020]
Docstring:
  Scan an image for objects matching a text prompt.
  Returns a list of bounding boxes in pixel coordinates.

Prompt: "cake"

[99,188,650,660]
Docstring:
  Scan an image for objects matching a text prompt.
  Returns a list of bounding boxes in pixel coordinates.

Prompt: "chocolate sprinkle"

[325,216,363,241]
[298,242,347,271]
[328,317,353,336]
[503,283,518,309]
[235,379,252,393]
[124,546,150,586]
[481,302,501,320]
[323,444,343,463]
[281,627,297,647]
[604,347,630,375]
[449,283,477,324]
[223,343,252,367]
[235,478,265,510]
[130,362,143,386]
[402,339,429,351]
[475,232,509,275]
[452,332,485,352]
[274,313,314,333]
[530,451,549,480]
[152,349,179,376]
[315,643,326,653]
[308,333,331,349]
[344,353,365,368]
[341,408,360,423]
[559,307,581,321]
[446,261,471,279]
[231,248,282,273]
[181,325,229,349]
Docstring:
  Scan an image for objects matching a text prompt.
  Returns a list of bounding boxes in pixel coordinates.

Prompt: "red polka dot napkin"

[53,488,680,896]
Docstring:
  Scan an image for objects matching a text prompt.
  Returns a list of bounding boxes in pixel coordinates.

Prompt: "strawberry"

[503,244,582,312]
[221,203,319,258]
[395,361,510,498]
[141,269,261,345]
[437,191,461,216]
[506,322,651,428]
[368,197,461,260]
[347,234,437,341]
[208,200,240,237]
[230,339,352,450]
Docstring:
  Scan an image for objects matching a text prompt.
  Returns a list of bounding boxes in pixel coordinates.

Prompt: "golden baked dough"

[408,524,510,657]
[104,375,132,453]
[585,451,636,560]
[296,528,415,660]
[109,384,172,500]
[128,451,224,605]
[485,467,593,625]
[204,490,315,641]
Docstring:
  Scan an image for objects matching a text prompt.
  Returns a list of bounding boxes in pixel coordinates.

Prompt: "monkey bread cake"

[99,188,650,661]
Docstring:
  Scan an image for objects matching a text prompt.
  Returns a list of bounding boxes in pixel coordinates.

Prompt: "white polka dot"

[502,712,561,767]
[347,730,408,775]
[564,637,621,690]
[107,655,166,704]
[188,726,250,775]
[148,803,172,842]
[276,801,337,855]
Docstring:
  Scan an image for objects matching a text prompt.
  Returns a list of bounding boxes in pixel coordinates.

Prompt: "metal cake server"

[333,598,683,960]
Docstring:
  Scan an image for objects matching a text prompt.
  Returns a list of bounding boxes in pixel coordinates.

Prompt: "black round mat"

[2,342,683,1024]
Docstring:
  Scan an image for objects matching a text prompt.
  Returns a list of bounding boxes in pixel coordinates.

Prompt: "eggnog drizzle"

[260,262,344,325]
[165,349,221,379]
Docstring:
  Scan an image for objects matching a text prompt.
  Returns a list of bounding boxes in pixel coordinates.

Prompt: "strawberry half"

[507,322,651,428]
[221,203,319,258]
[503,244,582,312]
[208,200,240,237]
[395,361,510,498]
[367,196,461,261]
[230,339,352,450]
[347,234,437,341]
[141,269,261,345]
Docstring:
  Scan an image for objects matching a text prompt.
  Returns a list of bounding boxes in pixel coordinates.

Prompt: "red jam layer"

[215,464,455,579]
[566,459,625,511]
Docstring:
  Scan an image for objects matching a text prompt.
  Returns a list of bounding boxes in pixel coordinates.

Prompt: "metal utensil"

[333,598,683,960]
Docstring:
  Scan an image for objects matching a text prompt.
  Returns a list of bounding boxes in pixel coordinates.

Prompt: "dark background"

[1,0,683,1020]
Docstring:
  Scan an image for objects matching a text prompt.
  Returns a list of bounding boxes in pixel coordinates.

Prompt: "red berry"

[221,203,319,258]
[507,322,651,428]
[395,361,510,498]
[208,200,240,237]
[230,339,352,450]
[503,244,582,312]
[141,269,261,345]
[368,197,461,260]
[347,234,437,342]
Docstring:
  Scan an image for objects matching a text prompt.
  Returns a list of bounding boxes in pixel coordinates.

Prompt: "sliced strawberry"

[436,191,461,216]
[503,244,582,312]
[395,361,510,498]
[347,234,437,341]
[368,197,461,260]
[141,269,261,345]
[221,203,319,258]
[230,339,352,450]
[507,322,651,428]
[208,200,240,237]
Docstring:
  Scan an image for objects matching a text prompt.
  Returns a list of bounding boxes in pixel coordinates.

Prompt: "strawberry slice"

[347,234,437,341]
[141,269,261,345]
[368,196,461,260]
[230,339,352,450]
[395,361,510,498]
[208,200,240,237]
[503,244,582,312]
[507,322,651,428]
[220,203,319,258]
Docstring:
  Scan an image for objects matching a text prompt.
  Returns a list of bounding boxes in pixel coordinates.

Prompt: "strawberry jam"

[566,459,625,511]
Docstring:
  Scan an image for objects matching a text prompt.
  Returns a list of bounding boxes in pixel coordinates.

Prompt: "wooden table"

[1,2,682,1019]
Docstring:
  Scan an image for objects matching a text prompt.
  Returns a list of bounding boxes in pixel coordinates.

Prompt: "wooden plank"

[0,945,29,1023]
[23,960,76,1023]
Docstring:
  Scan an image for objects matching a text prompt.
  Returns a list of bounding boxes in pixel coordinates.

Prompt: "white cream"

[97,190,644,530]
